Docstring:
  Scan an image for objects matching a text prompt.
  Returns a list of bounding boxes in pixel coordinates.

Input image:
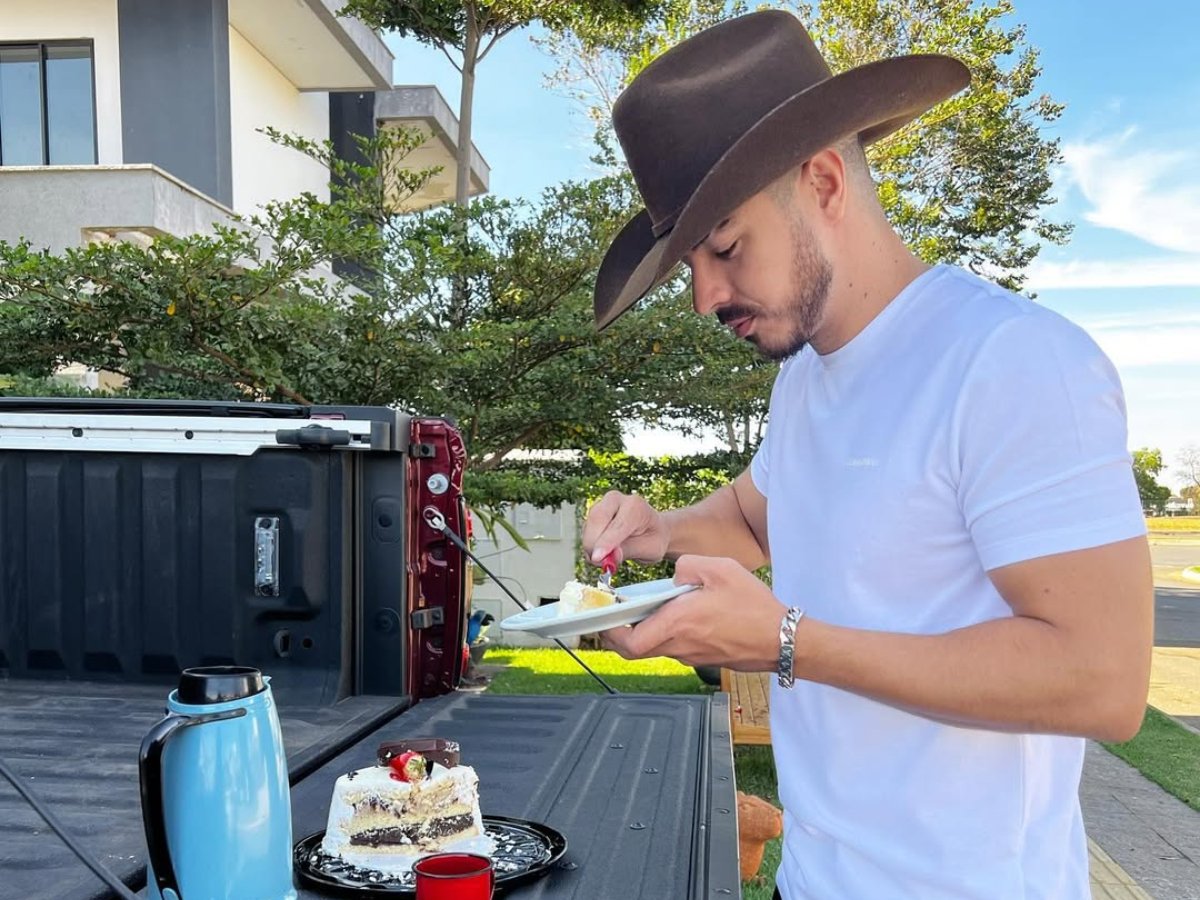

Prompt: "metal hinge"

[411,607,444,630]
[409,442,436,458]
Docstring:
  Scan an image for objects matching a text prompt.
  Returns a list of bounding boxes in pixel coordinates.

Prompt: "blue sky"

[385,2,1200,487]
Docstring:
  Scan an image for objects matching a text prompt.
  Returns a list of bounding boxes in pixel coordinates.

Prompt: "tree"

[544,0,1070,292]
[0,127,735,510]
[0,127,438,405]
[1132,448,1171,516]
[341,0,662,208]
[1177,443,1200,495]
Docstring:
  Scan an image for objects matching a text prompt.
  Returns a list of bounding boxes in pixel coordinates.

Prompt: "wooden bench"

[721,668,773,745]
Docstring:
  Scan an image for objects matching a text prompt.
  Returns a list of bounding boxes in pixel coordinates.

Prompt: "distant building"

[1165,496,1195,516]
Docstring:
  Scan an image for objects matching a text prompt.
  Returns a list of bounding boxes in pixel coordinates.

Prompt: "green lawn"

[482,647,780,899]
[1103,706,1200,811]
[485,646,712,695]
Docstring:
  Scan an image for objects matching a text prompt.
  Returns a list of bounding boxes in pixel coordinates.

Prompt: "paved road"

[1152,542,1200,648]
[1156,586,1200,647]
[1152,541,1200,576]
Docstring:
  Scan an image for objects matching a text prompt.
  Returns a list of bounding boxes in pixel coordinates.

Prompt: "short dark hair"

[767,133,874,207]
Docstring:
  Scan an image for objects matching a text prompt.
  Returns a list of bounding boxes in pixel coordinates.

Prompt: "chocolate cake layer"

[347,813,476,847]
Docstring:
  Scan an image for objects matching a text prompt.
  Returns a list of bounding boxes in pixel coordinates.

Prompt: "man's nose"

[690,256,733,316]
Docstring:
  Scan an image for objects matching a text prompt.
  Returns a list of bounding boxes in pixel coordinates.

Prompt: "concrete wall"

[470,503,581,649]
[0,165,233,253]
[228,25,330,215]
[0,0,122,164]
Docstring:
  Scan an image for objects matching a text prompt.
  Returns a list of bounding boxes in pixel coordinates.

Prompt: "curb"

[1182,566,1200,584]
[1088,839,1155,899]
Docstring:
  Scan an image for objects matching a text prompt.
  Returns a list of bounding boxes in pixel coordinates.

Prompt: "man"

[583,10,1153,900]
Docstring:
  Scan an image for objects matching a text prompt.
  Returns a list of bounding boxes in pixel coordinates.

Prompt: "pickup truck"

[0,397,740,900]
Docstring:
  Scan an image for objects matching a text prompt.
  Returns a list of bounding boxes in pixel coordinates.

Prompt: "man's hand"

[601,556,783,671]
[582,490,671,566]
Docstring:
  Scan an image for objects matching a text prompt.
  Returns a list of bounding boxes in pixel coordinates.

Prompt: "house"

[466,450,587,649]
[1165,495,1195,516]
[0,0,489,389]
[0,0,490,255]
[469,501,582,649]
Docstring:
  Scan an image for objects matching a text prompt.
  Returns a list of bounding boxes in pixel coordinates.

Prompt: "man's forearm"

[794,615,1148,742]
[662,482,767,571]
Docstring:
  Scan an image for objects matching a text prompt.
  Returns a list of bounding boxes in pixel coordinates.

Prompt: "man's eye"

[715,240,739,260]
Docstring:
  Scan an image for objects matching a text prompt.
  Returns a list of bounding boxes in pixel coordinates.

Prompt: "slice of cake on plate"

[556,579,621,617]
[320,738,492,874]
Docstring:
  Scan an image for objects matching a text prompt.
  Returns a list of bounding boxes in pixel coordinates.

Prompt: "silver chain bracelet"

[777,606,805,689]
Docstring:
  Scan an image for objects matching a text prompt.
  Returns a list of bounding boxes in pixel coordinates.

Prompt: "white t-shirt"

[750,264,1146,900]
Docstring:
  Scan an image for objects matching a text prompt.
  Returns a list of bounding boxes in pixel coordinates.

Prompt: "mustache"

[716,304,758,326]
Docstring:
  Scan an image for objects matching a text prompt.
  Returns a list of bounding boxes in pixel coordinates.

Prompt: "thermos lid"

[177,666,265,704]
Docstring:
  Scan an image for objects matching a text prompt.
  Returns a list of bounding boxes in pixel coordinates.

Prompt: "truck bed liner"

[290,691,740,900]
[0,680,409,900]
[0,686,740,900]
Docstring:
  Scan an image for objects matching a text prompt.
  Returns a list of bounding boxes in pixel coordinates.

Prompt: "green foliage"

[0,127,438,405]
[342,0,663,44]
[465,448,750,509]
[0,126,761,523]
[1132,447,1172,515]
[801,0,1071,287]
[466,447,750,580]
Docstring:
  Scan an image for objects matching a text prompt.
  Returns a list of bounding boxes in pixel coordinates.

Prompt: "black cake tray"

[294,815,568,897]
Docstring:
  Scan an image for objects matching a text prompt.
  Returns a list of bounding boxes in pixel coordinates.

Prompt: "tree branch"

[477,23,520,62]
[190,336,312,404]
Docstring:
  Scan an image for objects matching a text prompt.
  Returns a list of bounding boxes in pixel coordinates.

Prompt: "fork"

[598,549,620,592]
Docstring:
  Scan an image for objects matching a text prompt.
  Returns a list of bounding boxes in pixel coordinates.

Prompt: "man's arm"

[662,470,769,568]
[584,469,769,572]
[795,535,1153,741]
[605,535,1153,742]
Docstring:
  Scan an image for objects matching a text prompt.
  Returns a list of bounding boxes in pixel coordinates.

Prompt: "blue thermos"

[139,666,297,900]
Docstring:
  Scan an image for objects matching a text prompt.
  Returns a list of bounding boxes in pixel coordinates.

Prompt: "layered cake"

[557,579,620,616]
[320,738,492,874]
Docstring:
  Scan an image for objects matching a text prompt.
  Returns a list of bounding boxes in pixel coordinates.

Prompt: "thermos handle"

[138,709,247,900]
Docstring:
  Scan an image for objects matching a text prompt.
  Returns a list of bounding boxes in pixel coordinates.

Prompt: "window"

[0,42,96,166]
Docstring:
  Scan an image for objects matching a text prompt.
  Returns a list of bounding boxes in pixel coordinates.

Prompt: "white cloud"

[1060,130,1200,252]
[1026,256,1200,289]
[1087,324,1200,369]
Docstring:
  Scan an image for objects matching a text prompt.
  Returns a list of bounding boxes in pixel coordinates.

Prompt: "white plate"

[499,578,698,640]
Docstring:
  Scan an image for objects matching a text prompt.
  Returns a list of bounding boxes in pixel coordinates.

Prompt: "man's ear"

[803,148,849,223]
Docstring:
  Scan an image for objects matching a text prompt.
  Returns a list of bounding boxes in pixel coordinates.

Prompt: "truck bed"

[0,680,410,900]
[0,684,740,899]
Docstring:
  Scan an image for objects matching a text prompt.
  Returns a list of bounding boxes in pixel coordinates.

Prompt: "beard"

[716,215,833,361]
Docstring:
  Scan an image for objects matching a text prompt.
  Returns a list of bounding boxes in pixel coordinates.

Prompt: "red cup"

[413,852,495,900]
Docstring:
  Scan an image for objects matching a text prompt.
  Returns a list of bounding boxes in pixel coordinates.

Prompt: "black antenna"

[424,507,618,695]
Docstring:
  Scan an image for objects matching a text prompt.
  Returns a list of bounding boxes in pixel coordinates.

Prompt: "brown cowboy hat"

[593,9,971,329]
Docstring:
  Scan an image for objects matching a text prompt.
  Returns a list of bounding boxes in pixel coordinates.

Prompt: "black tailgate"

[291,692,740,900]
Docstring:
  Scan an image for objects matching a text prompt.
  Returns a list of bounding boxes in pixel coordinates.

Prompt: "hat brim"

[594,53,971,330]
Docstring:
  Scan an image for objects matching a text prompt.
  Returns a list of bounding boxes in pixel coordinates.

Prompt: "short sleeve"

[953,310,1146,571]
